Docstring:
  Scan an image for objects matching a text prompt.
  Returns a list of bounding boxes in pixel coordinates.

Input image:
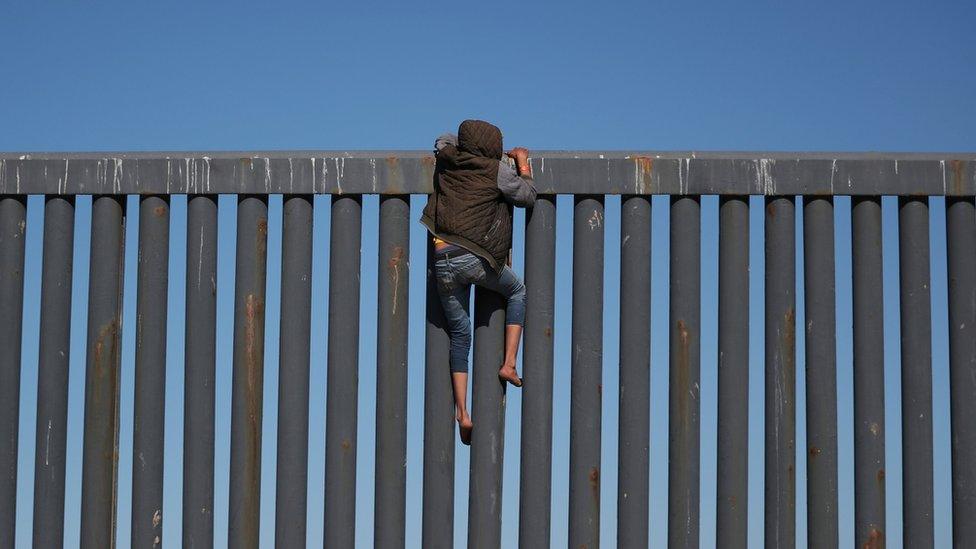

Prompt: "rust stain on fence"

[243,291,264,529]
[634,156,654,192]
[387,246,405,315]
[589,467,600,504]
[949,159,966,195]
[862,528,884,549]
[93,320,119,382]
[676,319,691,431]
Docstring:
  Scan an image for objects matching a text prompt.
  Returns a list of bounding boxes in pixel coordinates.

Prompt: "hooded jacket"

[420,119,534,273]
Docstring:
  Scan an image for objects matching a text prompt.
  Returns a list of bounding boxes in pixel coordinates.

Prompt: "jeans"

[433,250,526,374]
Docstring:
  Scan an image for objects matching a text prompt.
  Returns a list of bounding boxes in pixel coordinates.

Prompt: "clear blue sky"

[3,1,974,548]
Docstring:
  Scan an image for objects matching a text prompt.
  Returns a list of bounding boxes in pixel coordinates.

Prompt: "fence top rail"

[1,151,973,196]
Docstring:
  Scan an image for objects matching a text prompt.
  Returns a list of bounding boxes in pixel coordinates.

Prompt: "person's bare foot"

[498,363,522,387]
[456,411,473,446]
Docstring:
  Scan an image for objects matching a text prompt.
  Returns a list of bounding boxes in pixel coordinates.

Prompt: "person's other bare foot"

[456,411,473,445]
[498,363,522,387]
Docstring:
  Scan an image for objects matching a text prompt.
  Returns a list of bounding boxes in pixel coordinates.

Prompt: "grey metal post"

[764,195,796,548]
[569,195,604,548]
[374,195,410,549]
[0,195,26,548]
[618,195,650,549]
[898,196,934,548]
[946,196,976,546]
[716,195,749,548]
[183,195,218,548]
[32,196,75,548]
[228,194,269,549]
[519,195,556,549]
[132,195,170,548]
[803,196,838,547]
[80,194,126,549]
[324,195,362,548]
[851,196,885,547]
[422,238,454,549]
[669,195,701,549]
[468,287,507,549]
[275,195,313,548]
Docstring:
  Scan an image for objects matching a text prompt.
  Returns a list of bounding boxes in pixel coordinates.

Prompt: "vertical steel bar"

[716,195,749,548]
[324,194,362,548]
[518,196,556,549]
[0,195,26,548]
[669,194,701,549]
[803,196,838,547]
[569,195,604,548]
[183,194,218,548]
[32,196,75,548]
[617,195,650,549]
[228,194,269,549]
[80,194,126,549]
[467,286,507,548]
[764,195,796,548]
[946,196,976,546]
[374,195,410,549]
[898,195,934,547]
[851,196,885,547]
[274,194,313,547]
[422,238,455,549]
[131,195,170,548]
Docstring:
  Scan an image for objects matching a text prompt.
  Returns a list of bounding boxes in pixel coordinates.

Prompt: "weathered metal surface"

[803,196,839,547]
[32,196,74,548]
[618,195,651,549]
[183,194,218,548]
[131,195,169,549]
[765,195,796,548]
[1,152,973,195]
[0,196,26,548]
[468,287,507,549]
[324,195,362,548]
[422,239,455,549]
[518,195,556,549]
[716,195,749,548]
[80,195,125,549]
[568,196,605,548]
[275,194,313,547]
[946,197,976,546]
[2,148,968,549]
[898,196,934,547]
[851,196,886,547]
[374,195,410,549]
[669,195,701,549]
[228,195,269,549]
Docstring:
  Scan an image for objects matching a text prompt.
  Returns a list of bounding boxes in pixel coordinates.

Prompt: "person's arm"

[497,146,536,207]
[434,132,457,154]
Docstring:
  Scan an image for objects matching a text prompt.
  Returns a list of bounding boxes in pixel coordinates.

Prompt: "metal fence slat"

[569,195,604,548]
[131,195,170,548]
[275,194,314,547]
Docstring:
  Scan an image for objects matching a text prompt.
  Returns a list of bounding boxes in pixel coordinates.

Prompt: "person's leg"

[466,258,527,386]
[434,257,475,444]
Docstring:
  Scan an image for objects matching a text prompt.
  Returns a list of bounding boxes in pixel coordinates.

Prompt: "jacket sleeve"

[434,133,457,154]
[496,159,537,207]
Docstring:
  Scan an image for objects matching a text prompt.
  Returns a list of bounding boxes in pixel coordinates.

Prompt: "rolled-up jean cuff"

[449,356,468,374]
[505,310,525,327]
[505,296,526,326]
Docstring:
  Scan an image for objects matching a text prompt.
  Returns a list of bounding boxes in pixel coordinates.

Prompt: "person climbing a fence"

[420,119,537,445]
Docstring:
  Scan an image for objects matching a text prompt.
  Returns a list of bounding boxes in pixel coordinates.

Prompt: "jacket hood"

[457,119,503,160]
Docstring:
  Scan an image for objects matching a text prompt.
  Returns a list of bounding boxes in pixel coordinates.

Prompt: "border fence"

[0,151,974,548]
